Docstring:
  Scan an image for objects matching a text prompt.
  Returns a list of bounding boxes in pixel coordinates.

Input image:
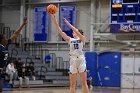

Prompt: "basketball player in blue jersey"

[50,15,89,93]
[0,17,27,92]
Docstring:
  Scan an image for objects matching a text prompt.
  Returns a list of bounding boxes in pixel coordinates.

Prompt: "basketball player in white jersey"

[50,15,89,93]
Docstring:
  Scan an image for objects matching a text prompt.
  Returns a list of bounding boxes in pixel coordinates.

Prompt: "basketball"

[47,4,57,14]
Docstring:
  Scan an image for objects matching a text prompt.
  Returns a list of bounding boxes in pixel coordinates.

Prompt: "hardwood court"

[2,87,140,93]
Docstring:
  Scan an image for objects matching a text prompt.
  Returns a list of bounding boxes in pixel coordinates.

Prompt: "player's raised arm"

[50,15,70,42]
[63,18,86,42]
[10,17,27,42]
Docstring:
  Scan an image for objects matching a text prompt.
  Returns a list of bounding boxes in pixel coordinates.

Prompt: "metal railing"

[10,48,18,65]
[39,66,47,80]
[11,48,18,58]
[24,42,50,64]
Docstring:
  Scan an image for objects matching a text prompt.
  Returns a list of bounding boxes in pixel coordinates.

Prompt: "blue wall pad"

[98,52,121,87]
[85,52,98,86]
[85,52,121,87]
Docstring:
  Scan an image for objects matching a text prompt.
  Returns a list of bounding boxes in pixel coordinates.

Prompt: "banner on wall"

[60,5,76,40]
[110,24,140,33]
[34,7,48,42]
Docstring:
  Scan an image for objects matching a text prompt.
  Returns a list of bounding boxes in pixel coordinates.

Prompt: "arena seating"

[0,23,70,88]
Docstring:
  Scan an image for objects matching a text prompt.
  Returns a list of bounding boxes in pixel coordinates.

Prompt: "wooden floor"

[2,87,140,93]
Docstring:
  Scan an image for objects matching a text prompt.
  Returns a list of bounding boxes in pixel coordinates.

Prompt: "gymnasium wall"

[100,0,110,23]
[1,0,140,88]
[0,0,110,42]
[27,1,91,42]
[0,6,20,30]
[0,0,110,62]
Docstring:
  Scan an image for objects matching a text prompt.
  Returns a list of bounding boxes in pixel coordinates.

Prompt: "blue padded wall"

[85,52,121,87]
[98,52,121,87]
[85,52,98,86]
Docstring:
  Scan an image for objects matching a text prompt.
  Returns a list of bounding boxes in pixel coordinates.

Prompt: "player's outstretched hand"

[23,17,27,25]
[63,18,69,24]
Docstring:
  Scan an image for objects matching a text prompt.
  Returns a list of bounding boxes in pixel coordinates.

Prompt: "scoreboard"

[110,0,140,33]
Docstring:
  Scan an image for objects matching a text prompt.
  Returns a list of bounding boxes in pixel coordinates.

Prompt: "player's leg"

[89,79,93,89]
[9,72,14,84]
[78,57,89,93]
[19,77,22,87]
[79,72,89,93]
[69,57,78,93]
[25,76,29,87]
[87,79,90,88]
[69,73,77,93]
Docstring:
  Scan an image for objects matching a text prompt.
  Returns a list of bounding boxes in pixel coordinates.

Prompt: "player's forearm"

[65,19,77,31]
[15,17,27,35]
[64,18,86,42]
[74,30,86,42]
[53,16,64,36]
[51,15,69,41]
[14,16,27,35]
[14,23,26,35]
[51,15,64,35]
[55,25,69,41]
[10,22,26,41]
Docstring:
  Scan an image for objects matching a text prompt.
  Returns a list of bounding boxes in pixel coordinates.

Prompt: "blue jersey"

[87,72,92,79]
[0,39,11,68]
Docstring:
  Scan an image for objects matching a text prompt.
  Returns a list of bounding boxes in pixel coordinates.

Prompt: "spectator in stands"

[86,68,93,90]
[6,61,17,84]
[17,63,29,87]
[27,62,35,80]
[0,17,27,92]
[15,58,23,70]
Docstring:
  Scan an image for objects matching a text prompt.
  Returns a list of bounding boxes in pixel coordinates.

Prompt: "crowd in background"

[5,58,35,86]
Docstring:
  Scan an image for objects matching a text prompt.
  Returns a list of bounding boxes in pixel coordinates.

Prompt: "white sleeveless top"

[69,38,84,56]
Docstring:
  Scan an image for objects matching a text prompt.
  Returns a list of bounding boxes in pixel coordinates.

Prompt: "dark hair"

[87,68,90,70]
[29,62,34,65]
[78,29,83,35]
[0,34,4,43]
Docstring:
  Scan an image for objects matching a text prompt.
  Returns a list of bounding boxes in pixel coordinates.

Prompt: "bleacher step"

[46,72,63,76]
[13,84,69,88]
[13,80,43,86]
[45,76,69,80]
[53,80,70,85]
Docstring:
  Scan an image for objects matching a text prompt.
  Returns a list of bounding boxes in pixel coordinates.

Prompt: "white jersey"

[69,38,84,56]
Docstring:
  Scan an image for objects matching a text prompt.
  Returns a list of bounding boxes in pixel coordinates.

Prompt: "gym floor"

[2,87,140,93]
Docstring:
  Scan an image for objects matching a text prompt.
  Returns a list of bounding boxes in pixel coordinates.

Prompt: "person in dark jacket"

[17,63,29,87]
[27,62,35,80]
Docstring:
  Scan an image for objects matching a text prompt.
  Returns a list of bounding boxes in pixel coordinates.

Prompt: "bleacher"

[0,23,70,88]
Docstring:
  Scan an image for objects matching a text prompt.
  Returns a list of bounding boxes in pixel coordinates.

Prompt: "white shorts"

[69,55,86,74]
